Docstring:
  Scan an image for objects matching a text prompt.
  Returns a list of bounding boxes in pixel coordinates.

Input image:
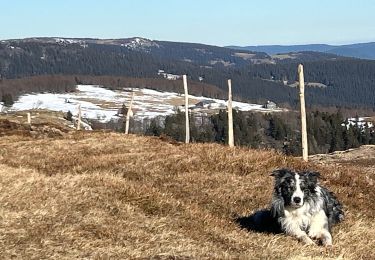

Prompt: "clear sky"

[1,0,374,46]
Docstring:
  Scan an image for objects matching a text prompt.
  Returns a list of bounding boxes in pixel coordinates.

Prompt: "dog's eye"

[285,178,294,184]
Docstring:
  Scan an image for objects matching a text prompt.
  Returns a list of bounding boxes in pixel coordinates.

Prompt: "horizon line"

[1,35,375,47]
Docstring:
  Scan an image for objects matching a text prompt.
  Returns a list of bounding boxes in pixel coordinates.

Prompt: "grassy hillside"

[0,121,374,258]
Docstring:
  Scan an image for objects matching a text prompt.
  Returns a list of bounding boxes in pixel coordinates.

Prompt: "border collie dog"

[270,169,344,246]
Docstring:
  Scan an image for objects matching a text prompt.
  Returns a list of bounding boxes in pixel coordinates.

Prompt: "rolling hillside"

[0,116,374,259]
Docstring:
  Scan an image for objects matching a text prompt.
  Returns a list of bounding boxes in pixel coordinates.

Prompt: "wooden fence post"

[298,64,308,162]
[77,104,81,130]
[183,75,190,144]
[125,91,135,134]
[27,112,31,125]
[227,79,234,147]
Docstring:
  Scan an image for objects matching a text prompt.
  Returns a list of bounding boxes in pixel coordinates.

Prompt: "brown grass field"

[0,118,374,259]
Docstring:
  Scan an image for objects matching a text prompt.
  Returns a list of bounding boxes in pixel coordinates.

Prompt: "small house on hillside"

[263,100,277,109]
[157,70,181,80]
[194,100,216,109]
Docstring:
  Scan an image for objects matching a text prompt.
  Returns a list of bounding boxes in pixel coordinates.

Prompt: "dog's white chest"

[283,205,312,230]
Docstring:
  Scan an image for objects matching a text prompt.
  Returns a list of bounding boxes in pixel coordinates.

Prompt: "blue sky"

[1,0,374,46]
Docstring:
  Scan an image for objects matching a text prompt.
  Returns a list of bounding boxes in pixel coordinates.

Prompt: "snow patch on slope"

[10,85,280,123]
[122,37,159,51]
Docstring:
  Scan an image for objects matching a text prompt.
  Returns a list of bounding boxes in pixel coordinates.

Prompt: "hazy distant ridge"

[226,42,375,60]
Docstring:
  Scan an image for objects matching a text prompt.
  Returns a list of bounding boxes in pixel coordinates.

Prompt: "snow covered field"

[10,85,280,123]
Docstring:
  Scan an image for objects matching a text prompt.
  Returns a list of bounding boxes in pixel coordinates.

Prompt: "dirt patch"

[167,97,201,106]
[0,111,73,138]
[75,97,120,109]
[234,52,256,60]
[0,119,32,137]
[310,145,375,171]
[0,119,69,138]
[272,54,297,60]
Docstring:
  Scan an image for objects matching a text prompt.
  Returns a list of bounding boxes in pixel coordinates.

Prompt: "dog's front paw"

[302,236,315,245]
[321,234,333,246]
[308,230,320,240]
[308,225,324,240]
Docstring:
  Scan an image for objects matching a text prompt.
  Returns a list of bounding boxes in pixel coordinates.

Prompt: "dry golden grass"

[0,130,374,259]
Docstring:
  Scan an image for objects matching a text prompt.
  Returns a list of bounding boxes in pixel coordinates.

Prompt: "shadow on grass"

[235,209,282,234]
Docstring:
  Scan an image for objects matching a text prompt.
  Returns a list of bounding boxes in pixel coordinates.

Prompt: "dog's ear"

[270,168,292,178]
[304,171,320,184]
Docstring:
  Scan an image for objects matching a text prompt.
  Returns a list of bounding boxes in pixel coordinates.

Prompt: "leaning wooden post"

[77,104,82,130]
[298,64,308,162]
[27,112,31,125]
[125,91,135,134]
[227,79,234,147]
[183,75,190,144]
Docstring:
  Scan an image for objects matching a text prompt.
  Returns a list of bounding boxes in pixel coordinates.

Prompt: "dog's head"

[271,169,320,209]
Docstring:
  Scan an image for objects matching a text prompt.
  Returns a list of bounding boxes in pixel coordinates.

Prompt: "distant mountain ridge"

[1,37,375,109]
[226,42,375,60]
[0,37,272,67]
[0,37,345,71]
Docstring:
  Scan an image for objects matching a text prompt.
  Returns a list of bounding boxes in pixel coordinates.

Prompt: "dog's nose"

[293,197,301,204]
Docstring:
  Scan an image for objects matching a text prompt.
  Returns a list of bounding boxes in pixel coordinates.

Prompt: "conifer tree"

[1,93,14,107]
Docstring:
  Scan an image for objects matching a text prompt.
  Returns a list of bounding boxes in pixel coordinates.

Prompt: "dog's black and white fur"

[270,169,344,246]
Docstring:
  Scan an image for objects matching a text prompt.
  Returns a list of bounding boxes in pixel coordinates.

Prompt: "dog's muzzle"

[291,197,303,207]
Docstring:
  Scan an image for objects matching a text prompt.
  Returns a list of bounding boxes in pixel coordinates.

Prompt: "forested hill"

[1,37,342,76]
[1,37,375,109]
[244,60,375,108]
